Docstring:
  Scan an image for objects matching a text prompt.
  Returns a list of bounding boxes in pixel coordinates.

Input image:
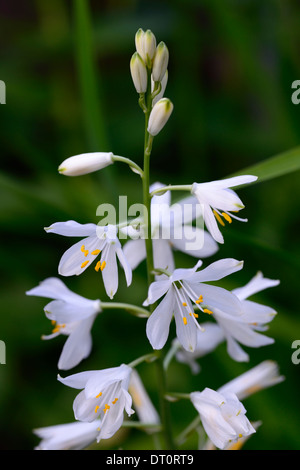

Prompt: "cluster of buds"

[130,28,173,137]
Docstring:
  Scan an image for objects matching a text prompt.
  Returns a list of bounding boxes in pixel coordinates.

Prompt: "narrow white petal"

[116,246,132,287]
[153,239,175,274]
[45,220,97,237]
[190,258,244,283]
[170,226,219,258]
[58,235,103,276]
[232,271,280,300]
[202,203,224,244]
[58,316,95,370]
[123,239,146,270]
[101,245,119,299]
[143,279,172,306]
[146,287,175,349]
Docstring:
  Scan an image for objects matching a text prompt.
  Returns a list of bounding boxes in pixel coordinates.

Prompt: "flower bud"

[152,70,168,105]
[152,42,169,83]
[147,98,174,136]
[58,152,114,176]
[130,52,147,93]
[135,28,156,66]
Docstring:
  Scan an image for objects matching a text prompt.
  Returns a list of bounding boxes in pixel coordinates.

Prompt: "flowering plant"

[28,28,284,451]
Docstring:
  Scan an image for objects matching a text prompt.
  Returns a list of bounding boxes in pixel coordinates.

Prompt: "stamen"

[91,249,101,256]
[193,313,199,318]
[100,261,106,271]
[95,261,101,272]
[213,210,225,226]
[183,317,187,325]
[81,260,90,269]
[81,245,89,257]
[238,434,243,438]
[195,295,203,304]
[103,404,110,413]
[222,212,232,223]
[95,405,100,413]
[203,308,213,315]
[182,302,187,307]
[95,392,102,398]
[112,398,118,405]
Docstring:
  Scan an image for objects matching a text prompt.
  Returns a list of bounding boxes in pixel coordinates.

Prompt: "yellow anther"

[213,210,225,227]
[51,320,56,326]
[193,313,199,318]
[195,295,203,304]
[100,261,106,271]
[182,302,187,307]
[222,212,232,223]
[238,434,243,438]
[81,245,89,257]
[112,398,118,405]
[95,392,102,398]
[81,260,90,269]
[103,404,110,413]
[183,317,187,325]
[95,261,101,272]
[91,249,101,256]
[203,308,213,315]
[95,405,100,413]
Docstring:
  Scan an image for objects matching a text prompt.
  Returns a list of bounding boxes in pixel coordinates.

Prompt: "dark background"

[1,0,300,450]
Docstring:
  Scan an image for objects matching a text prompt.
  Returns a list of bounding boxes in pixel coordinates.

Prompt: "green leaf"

[230,146,300,185]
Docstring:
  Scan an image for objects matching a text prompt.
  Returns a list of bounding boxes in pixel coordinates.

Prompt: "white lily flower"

[216,271,279,362]
[174,323,225,374]
[129,370,160,433]
[34,420,100,450]
[26,277,101,370]
[58,364,134,442]
[123,182,218,276]
[190,388,256,450]
[191,175,258,244]
[144,258,244,352]
[45,221,132,299]
[218,360,285,401]
[58,152,114,176]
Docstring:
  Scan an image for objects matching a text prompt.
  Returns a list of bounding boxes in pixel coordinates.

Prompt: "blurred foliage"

[1,0,300,450]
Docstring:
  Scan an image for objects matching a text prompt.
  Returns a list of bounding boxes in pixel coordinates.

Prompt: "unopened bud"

[135,28,156,66]
[152,70,168,105]
[58,152,114,176]
[152,42,169,83]
[130,52,147,93]
[147,98,174,136]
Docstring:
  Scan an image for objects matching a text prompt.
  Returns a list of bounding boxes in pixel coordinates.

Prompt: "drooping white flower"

[218,360,285,401]
[215,271,279,362]
[58,152,114,176]
[45,221,132,299]
[129,370,160,433]
[144,258,244,352]
[26,277,101,370]
[191,175,258,244]
[190,388,256,450]
[174,323,225,374]
[58,364,134,442]
[123,182,218,276]
[34,420,100,450]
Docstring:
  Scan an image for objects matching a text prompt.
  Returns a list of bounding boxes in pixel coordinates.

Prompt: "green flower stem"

[141,67,175,451]
[150,184,193,198]
[112,155,144,177]
[100,302,150,318]
[128,353,158,368]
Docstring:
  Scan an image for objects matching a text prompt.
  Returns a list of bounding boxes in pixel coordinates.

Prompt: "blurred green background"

[1,0,300,450]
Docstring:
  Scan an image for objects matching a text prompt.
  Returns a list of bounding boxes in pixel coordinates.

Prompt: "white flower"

[26,277,101,370]
[191,175,258,244]
[34,421,100,450]
[45,221,132,299]
[144,258,244,352]
[216,271,279,362]
[147,98,174,136]
[190,388,255,450]
[130,52,148,93]
[58,364,134,442]
[218,360,285,401]
[123,182,218,276]
[129,370,160,433]
[174,323,225,374]
[58,152,114,176]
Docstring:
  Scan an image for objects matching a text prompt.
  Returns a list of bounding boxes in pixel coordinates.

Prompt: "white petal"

[241,300,277,324]
[26,277,76,302]
[169,260,203,283]
[45,220,97,237]
[173,293,197,352]
[232,271,280,300]
[225,336,250,362]
[123,239,146,270]
[58,235,103,276]
[205,175,258,189]
[116,246,132,287]
[44,299,100,323]
[202,203,224,244]
[153,239,175,274]
[190,258,244,283]
[58,316,96,370]
[143,279,172,306]
[100,244,119,299]
[146,287,175,349]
